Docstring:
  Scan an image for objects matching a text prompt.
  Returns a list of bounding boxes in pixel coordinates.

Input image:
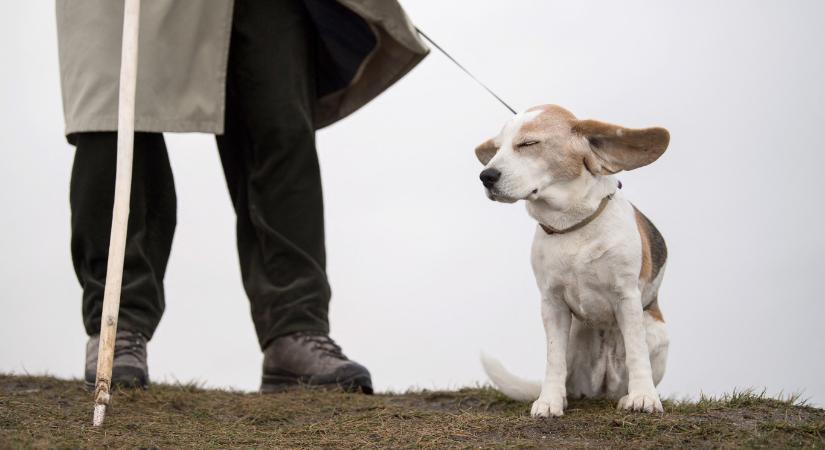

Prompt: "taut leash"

[416,27,518,115]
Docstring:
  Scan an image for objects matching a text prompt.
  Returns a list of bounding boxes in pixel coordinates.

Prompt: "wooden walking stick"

[92,0,141,427]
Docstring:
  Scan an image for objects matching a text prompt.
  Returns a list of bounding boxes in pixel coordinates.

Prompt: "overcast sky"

[1,0,824,406]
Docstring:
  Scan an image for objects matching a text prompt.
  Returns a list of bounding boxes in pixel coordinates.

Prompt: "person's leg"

[217,0,371,393]
[216,0,329,349]
[71,131,176,387]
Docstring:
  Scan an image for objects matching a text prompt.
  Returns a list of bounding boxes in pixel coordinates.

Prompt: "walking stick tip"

[92,404,107,427]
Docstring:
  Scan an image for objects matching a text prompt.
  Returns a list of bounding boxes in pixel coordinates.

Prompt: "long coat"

[55,0,429,138]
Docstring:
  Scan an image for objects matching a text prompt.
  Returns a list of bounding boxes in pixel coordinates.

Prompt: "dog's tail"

[480,352,541,402]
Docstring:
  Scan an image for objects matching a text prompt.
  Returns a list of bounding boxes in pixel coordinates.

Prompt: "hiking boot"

[85,329,149,390]
[261,331,373,394]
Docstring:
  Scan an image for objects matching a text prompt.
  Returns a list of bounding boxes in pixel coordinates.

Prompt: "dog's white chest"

[562,285,616,327]
[531,217,639,328]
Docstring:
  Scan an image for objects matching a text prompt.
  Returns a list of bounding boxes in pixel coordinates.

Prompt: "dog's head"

[475,105,669,203]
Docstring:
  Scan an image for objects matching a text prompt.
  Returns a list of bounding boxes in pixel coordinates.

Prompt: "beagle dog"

[477,105,670,417]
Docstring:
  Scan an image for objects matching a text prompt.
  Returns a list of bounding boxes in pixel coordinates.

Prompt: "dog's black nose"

[479,168,501,188]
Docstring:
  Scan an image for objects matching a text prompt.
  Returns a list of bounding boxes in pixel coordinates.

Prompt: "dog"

[476,104,670,417]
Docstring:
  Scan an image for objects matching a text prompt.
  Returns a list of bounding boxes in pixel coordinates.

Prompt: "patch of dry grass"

[1,374,823,449]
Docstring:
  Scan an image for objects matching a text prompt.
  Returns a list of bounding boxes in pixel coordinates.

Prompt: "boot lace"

[114,331,146,360]
[294,332,346,360]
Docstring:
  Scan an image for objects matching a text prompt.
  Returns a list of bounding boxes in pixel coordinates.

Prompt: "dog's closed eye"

[516,140,540,148]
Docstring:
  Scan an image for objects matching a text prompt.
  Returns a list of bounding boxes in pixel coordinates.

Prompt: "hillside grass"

[1,374,823,449]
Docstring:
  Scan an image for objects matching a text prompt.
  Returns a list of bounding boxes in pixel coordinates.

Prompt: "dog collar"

[539,193,615,235]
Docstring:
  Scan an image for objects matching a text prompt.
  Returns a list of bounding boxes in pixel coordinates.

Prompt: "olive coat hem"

[56,0,429,139]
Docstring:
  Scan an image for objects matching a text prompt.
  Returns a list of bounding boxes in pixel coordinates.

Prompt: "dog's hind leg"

[566,308,668,400]
[566,319,626,400]
[566,319,603,399]
[644,303,669,386]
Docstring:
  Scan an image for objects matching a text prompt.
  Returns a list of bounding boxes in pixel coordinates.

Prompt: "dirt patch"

[1,374,823,449]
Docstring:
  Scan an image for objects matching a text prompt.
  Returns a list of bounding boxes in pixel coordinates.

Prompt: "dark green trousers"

[71,0,330,349]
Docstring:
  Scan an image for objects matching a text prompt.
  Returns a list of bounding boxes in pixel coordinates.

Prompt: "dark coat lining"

[303,0,378,98]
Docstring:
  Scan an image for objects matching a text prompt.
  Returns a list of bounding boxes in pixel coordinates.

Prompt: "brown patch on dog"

[633,206,667,282]
[572,120,669,174]
[474,138,498,165]
[645,299,665,322]
[635,209,654,282]
[516,105,585,182]
[525,104,577,120]
[519,105,577,137]
[544,146,586,181]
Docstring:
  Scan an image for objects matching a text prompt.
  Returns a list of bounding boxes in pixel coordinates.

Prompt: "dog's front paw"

[617,390,663,413]
[531,395,566,418]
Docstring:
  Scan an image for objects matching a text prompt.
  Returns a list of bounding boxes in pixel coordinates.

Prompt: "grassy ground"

[1,374,823,449]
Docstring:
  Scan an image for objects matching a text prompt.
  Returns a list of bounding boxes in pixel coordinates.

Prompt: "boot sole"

[260,373,373,395]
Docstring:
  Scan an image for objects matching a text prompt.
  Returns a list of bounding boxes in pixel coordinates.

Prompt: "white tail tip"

[480,351,541,402]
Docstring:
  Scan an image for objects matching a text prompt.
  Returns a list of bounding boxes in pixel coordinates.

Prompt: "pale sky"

[1,0,823,406]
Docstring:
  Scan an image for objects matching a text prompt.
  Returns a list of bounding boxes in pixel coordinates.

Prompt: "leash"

[416,27,518,115]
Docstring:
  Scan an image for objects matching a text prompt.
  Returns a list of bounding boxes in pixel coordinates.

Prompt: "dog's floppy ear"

[475,138,498,165]
[572,119,670,175]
